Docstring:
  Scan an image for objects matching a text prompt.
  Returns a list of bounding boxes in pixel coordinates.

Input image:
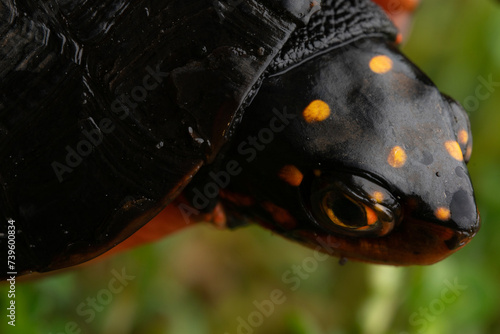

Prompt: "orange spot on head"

[465,145,472,162]
[373,191,384,203]
[388,146,407,168]
[313,169,322,177]
[445,141,464,161]
[369,55,393,74]
[302,100,331,123]
[458,130,469,145]
[279,165,304,187]
[435,207,451,221]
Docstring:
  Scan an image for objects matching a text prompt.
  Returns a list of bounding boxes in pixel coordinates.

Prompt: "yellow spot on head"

[369,55,393,74]
[279,165,304,187]
[388,146,407,168]
[435,207,451,221]
[302,100,331,123]
[458,129,469,145]
[445,141,464,161]
[373,191,384,203]
[465,145,472,162]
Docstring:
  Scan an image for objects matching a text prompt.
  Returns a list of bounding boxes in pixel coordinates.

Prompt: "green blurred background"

[2,0,500,333]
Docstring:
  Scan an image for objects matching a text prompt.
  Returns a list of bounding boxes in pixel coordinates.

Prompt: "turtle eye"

[309,173,401,237]
[321,192,388,236]
[322,193,371,229]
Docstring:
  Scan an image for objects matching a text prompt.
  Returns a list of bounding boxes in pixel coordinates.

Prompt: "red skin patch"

[261,201,298,229]
[371,0,420,42]
[219,190,255,207]
[19,197,202,281]
[94,197,226,260]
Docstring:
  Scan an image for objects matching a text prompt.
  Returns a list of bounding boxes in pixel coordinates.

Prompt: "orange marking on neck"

[279,165,304,186]
[261,202,297,229]
[219,190,255,207]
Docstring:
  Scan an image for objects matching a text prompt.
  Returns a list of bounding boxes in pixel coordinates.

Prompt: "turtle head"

[221,38,480,265]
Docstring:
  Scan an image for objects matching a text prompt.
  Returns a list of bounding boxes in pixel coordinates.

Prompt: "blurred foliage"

[2,0,500,333]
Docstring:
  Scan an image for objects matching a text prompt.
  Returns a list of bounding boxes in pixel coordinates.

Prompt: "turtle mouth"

[293,216,478,265]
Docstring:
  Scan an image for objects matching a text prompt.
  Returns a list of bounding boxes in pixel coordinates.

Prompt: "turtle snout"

[447,189,480,233]
[403,186,480,235]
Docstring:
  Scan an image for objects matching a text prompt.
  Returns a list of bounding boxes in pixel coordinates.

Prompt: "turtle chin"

[292,212,480,266]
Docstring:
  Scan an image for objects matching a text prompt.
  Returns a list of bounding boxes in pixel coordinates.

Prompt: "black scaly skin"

[270,0,398,72]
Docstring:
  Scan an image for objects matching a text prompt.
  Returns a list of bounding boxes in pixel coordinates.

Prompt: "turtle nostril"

[444,229,476,250]
[449,189,478,231]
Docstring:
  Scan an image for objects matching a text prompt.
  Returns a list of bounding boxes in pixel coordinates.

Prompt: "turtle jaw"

[293,213,480,266]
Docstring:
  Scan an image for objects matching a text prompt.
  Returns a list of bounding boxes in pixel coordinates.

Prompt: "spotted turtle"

[0,0,480,279]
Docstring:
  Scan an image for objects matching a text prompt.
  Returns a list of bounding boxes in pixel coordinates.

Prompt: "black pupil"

[326,194,366,227]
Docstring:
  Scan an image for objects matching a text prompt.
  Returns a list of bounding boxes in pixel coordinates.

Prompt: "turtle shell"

[0,0,321,277]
